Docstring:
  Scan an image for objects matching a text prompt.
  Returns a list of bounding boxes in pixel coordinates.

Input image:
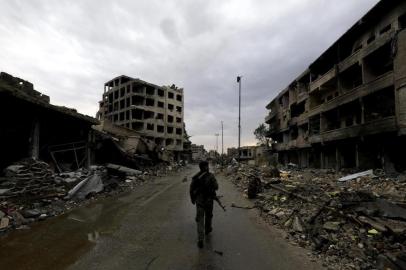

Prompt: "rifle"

[214,195,226,212]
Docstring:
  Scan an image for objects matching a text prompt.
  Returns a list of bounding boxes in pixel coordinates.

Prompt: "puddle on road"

[0,195,132,270]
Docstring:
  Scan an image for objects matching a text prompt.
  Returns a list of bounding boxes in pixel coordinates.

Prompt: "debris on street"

[0,158,186,236]
[226,163,406,270]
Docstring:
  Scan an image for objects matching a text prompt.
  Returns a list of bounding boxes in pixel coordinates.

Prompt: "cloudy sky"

[0,0,379,151]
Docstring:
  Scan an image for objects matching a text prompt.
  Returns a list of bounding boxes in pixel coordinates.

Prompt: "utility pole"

[237,76,242,161]
[215,133,219,153]
[221,121,224,156]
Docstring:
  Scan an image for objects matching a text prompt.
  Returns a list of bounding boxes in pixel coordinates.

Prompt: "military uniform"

[190,170,218,244]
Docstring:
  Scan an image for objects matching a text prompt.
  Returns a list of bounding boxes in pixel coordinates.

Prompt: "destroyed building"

[265,0,406,172]
[0,72,98,172]
[97,75,185,160]
[191,144,207,162]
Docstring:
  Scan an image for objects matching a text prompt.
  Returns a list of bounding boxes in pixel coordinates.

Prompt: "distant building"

[97,75,185,160]
[227,148,238,159]
[191,144,207,162]
[266,0,406,171]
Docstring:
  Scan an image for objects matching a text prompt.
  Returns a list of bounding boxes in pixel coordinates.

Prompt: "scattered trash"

[338,169,375,182]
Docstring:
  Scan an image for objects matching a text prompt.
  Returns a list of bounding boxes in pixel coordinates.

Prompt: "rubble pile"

[0,159,184,235]
[0,159,64,197]
[228,165,406,270]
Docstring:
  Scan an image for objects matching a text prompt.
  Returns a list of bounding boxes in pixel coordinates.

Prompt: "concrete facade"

[191,144,207,162]
[265,0,406,172]
[97,75,185,155]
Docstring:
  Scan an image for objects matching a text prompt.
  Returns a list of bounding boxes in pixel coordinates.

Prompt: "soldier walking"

[190,161,219,248]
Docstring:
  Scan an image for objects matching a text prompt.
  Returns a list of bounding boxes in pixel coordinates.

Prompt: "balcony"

[309,116,396,144]
[265,111,278,124]
[297,91,309,103]
[296,136,310,148]
[273,143,288,152]
[322,71,394,113]
[310,67,337,92]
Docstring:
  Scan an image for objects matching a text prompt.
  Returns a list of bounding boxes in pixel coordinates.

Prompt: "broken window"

[132,96,144,106]
[176,117,181,123]
[364,86,395,122]
[126,85,130,93]
[339,63,363,91]
[125,110,130,121]
[399,13,406,29]
[363,42,393,83]
[168,92,174,99]
[131,122,144,131]
[168,104,174,111]
[132,84,144,94]
[290,101,305,118]
[145,98,155,106]
[167,115,174,123]
[155,138,164,145]
[323,108,341,131]
[176,95,182,102]
[120,87,125,97]
[132,109,143,120]
[290,126,298,140]
[340,101,361,128]
[309,93,323,109]
[147,123,154,131]
[176,128,182,135]
[144,111,154,119]
[119,112,125,121]
[166,138,174,146]
[157,125,164,133]
[176,139,182,145]
[146,86,155,96]
[114,90,119,100]
[113,102,119,111]
[176,106,182,113]
[167,126,174,134]
[158,89,165,97]
[156,113,164,120]
[309,115,320,135]
[120,99,125,110]
[158,101,164,108]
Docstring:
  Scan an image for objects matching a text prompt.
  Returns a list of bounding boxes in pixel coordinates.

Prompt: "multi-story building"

[97,75,185,157]
[191,144,207,162]
[266,0,406,172]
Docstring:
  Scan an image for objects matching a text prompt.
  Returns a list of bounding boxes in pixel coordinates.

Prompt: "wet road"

[0,166,324,270]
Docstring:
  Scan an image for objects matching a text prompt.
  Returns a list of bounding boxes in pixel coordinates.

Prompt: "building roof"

[0,72,98,124]
[105,75,183,93]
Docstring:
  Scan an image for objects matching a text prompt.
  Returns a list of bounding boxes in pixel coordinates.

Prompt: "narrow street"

[0,166,323,270]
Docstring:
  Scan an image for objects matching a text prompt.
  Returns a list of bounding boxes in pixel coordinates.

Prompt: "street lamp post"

[237,76,242,161]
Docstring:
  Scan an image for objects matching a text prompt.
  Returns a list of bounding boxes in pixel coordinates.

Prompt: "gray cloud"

[0,0,380,151]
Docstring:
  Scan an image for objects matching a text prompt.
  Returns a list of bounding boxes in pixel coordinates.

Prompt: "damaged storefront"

[0,72,98,172]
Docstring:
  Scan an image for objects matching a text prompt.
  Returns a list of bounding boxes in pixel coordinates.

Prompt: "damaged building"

[0,72,98,172]
[97,75,185,161]
[265,0,406,172]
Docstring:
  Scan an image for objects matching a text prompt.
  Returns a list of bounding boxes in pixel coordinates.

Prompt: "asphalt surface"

[0,165,324,270]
